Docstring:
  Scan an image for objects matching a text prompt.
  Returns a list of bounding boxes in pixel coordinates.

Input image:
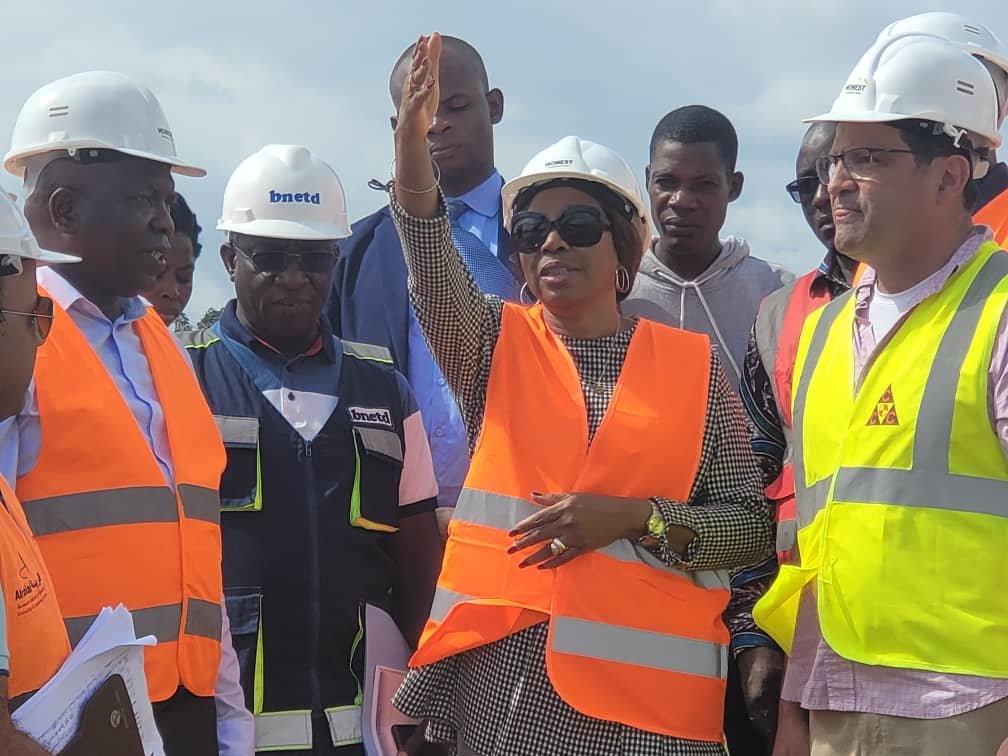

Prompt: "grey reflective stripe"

[342,340,393,363]
[185,597,223,641]
[213,415,259,447]
[428,586,471,623]
[255,710,312,750]
[832,251,1008,514]
[66,602,183,646]
[253,708,361,751]
[790,292,852,527]
[356,426,404,463]
[776,519,797,554]
[453,489,729,589]
[325,706,363,747]
[23,487,178,537]
[550,615,727,680]
[178,484,221,525]
[177,328,218,349]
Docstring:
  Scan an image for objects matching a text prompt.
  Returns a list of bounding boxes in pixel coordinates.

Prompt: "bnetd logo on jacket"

[349,406,393,428]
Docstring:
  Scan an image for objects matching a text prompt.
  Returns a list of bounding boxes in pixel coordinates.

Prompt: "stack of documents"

[12,604,165,755]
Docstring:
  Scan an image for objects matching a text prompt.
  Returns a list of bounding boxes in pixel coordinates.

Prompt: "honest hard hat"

[217,145,351,240]
[0,192,79,266]
[4,71,205,179]
[807,36,1002,150]
[876,12,1008,77]
[876,12,1008,124]
[501,136,649,251]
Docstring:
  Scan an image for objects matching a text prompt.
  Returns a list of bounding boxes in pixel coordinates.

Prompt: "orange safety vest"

[412,304,731,742]
[975,187,1008,248]
[17,295,225,701]
[0,475,70,707]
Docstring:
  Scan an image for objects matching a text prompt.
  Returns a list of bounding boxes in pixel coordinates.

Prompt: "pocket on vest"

[214,415,261,512]
[224,586,262,712]
[351,426,403,532]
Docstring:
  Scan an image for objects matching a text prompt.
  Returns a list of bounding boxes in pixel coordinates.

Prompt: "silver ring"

[550,538,569,556]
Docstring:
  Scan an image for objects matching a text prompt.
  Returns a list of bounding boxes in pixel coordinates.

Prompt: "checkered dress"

[389,196,771,756]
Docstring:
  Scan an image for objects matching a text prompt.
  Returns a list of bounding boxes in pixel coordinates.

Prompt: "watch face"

[648,512,666,537]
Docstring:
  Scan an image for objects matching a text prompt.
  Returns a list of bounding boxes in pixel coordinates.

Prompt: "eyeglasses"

[815,148,919,185]
[785,176,820,204]
[511,206,611,254]
[231,242,338,274]
[0,295,54,343]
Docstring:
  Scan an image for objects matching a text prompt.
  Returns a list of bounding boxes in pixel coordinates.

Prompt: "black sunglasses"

[231,241,338,275]
[0,294,54,343]
[511,205,611,254]
[785,176,820,204]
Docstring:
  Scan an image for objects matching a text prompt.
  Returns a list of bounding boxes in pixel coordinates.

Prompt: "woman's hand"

[507,493,651,569]
[393,33,442,217]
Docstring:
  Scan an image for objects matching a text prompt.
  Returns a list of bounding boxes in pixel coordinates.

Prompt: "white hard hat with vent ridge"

[0,192,79,266]
[807,35,1002,152]
[501,136,649,252]
[876,12,1008,124]
[217,145,351,241]
[4,70,205,178]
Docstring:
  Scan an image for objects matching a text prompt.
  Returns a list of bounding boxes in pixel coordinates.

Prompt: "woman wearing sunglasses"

[389,34,771,756]
[0,192,78,754]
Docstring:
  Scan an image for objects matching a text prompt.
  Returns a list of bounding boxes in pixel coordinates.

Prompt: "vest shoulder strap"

[178,328,220,350]
[341,339,393,364]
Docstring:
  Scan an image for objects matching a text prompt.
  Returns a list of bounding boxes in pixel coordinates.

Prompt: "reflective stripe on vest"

[254,707,361,751]
[18,297,225,700]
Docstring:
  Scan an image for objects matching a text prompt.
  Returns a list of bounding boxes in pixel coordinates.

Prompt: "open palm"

[397,33,442,139]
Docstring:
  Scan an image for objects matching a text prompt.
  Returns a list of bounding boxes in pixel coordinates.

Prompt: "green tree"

[196,307,222,329]
[173,312,193,332]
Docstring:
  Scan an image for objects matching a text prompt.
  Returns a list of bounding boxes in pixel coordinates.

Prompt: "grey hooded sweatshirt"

[622,237,795,392]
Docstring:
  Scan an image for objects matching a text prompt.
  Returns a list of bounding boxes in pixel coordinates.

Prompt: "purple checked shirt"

[783,227,1008,718]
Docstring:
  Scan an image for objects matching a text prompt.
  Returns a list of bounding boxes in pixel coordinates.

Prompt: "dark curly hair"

[170,193,202,259]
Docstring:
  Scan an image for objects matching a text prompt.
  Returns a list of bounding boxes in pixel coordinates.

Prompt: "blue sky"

[3,0,1006,317]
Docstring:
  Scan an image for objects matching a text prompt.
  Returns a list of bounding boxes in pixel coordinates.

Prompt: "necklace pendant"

[588,381,606,395]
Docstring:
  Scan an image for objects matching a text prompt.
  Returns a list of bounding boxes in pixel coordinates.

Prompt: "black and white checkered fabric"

[389,196,770,755]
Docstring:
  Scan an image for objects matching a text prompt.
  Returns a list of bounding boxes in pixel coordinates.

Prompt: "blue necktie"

[446,199,516,301]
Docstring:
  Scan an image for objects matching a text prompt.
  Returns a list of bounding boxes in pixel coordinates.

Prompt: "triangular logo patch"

[866,384,899,426]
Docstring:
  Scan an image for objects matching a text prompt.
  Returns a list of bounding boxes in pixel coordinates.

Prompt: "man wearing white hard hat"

[0,71,253,755]
[752,36,1008,754]
[876,11,1008,245]
[181,144,441,755]
[0,193,77,755]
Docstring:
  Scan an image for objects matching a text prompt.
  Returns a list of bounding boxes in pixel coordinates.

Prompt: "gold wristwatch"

[637,498,666,547]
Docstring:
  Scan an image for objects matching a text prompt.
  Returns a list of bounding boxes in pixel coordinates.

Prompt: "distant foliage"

[196,307,223,329]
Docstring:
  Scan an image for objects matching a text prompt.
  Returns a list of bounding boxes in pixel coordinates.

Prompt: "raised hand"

[393,33,442,216]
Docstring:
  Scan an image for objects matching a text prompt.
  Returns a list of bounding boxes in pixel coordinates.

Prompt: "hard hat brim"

[804,109,1003,148]
[3,144,206,178]
[216,217,352,241]
[501,170,649,227]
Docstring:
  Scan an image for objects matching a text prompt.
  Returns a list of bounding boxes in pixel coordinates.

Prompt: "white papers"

[361,604,417,756]
[12,605,165,755]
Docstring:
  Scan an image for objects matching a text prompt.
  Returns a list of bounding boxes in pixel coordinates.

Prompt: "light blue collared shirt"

[407,170,505,508]
[444,170,504,255]
[0,267,253,754]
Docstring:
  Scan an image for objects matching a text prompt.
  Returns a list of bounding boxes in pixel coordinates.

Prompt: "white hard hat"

[217,145,351,240]
[501,136,649,251]
[4,71,204,179]
[807,36,1002,151]
[0,192,79,267]
[876,12,1008,123]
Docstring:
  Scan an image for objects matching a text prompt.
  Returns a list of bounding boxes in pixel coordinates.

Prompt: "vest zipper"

[303,438,323,721]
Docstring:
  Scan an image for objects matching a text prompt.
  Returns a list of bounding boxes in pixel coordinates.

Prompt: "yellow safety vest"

[754,241,1008,676]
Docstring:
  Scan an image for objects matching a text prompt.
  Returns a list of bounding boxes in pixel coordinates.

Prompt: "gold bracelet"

[391,158,441,194]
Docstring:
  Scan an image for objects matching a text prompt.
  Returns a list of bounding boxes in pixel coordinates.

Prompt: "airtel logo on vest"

[269,190,322,204]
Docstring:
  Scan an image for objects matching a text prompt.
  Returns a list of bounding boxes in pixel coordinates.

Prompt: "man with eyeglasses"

[753,36,1008,755]
[180,145,441,755]
[0,71,253,756]
[0,192,78,756]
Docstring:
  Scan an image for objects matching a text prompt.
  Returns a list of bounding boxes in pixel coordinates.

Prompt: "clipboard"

[59,674,145,756]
